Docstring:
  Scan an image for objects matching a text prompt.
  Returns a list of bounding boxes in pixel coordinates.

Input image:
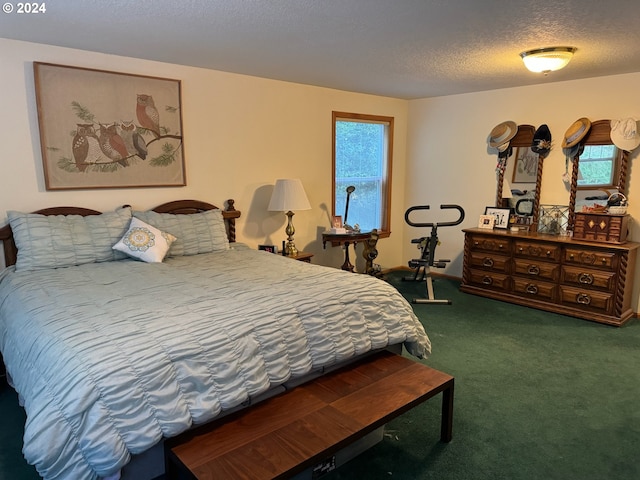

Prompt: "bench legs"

[440,378,454,442]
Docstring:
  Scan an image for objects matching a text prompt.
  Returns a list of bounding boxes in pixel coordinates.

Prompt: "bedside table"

[286,251,313,263]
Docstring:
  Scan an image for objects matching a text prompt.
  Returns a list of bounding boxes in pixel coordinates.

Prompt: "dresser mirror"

[495,124,543,227]
[566,119,629,229]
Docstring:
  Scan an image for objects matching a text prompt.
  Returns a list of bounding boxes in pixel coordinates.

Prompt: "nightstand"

[286,251,313,263]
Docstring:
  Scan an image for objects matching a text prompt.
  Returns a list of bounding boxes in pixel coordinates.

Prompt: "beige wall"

[4,37,640,312]
[407,73,640,310]
[0,38,409,270]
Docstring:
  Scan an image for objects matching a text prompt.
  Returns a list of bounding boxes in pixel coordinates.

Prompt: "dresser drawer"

[467,251,510,273]
[559,286,613,314]
[467,269,510,291]
[468,235,511,254]
[513,259,559,282]
[561,266,616,292]
[563,248,617,271]
[512,277,557,301]
[513,241,561,261]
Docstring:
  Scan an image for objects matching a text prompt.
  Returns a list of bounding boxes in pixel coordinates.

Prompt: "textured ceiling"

[1,0,640,99]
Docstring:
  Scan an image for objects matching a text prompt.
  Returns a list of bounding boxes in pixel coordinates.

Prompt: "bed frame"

[0,199,241,268]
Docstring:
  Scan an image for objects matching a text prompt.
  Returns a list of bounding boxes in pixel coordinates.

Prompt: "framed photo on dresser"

[484,207,511,229]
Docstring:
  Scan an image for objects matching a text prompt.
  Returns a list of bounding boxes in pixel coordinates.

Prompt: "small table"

[322,231,372,272]
[287,251,314,263]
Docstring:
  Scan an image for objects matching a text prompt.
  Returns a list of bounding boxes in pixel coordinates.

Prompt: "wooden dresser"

[460,228,640,326]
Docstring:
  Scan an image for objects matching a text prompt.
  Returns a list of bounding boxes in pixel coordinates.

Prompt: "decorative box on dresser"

[460,228,640,326]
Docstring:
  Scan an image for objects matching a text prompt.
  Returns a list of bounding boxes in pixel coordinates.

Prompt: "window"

[577,144,621,189]
[332,112,393,235]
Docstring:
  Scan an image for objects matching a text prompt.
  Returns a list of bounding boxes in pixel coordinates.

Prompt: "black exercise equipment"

[403,204,465,304]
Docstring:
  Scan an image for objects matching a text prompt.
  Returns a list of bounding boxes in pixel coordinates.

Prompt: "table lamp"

[268,178,311,256]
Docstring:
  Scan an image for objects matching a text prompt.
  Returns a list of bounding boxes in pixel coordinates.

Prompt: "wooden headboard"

[0,199,241,268]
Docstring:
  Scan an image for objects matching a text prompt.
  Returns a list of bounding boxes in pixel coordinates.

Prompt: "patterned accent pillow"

[8,207,132,271]
[132,209,229,256]
[112,217,177,263]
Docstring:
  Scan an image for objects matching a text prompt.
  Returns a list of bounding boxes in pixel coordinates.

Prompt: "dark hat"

[498,145,513,158]
[563,143,584,160]
[531,124,552,155]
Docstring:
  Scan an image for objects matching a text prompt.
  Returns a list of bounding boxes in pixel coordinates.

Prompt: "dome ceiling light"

[520,46,577,75]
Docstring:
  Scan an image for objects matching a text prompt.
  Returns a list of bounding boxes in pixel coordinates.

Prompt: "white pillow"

[113,217,177,263]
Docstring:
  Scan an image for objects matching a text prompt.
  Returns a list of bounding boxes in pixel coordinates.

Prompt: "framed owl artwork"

[33,62,186,189]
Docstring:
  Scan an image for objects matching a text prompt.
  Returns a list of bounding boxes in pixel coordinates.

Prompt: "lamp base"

[284,210,298,257]
[284,241,299,257]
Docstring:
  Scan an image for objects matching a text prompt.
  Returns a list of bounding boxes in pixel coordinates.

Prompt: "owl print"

[72,124,102,171]
[119,121,148,160]
[98,123,129,167]
[136,94,160,138]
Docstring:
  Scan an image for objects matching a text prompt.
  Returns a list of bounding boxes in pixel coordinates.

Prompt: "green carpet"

[2,272,639,479]
[325,272,640,480]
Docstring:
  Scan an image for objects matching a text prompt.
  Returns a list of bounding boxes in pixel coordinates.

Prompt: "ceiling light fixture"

[520,46,577,75]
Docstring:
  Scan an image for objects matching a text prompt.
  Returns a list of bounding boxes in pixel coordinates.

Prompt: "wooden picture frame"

[332,215,343,228]
[484,207,511,229]
[511,146,538,183]
[34,62,186,190]
[478,214,495,229]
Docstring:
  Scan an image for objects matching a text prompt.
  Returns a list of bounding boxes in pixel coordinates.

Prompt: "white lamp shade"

[268,178,311,212]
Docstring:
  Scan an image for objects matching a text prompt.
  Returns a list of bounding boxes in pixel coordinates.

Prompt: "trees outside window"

[332,111,393,235]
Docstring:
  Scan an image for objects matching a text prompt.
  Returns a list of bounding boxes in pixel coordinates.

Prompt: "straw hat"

[531,124,552,155]
[610,118,640,151]
[488,121,517,148]
[562,118,591,148]
[497,142,510,152]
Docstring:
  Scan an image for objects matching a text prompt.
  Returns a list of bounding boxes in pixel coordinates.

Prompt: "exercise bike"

[403,204,465,304]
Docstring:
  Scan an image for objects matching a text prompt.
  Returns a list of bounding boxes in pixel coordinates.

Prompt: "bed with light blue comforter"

[0,246,430,480]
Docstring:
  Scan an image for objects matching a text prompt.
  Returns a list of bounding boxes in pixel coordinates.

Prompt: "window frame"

[332,111,394,237]
[576,144,622,190]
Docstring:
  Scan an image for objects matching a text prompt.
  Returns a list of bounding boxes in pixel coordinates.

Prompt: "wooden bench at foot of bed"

[165,350,454,479]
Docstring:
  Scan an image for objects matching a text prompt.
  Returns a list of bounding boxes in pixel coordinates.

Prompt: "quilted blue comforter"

[0,246,431,479]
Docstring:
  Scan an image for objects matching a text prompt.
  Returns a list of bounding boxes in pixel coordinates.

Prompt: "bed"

[0,199,431,480]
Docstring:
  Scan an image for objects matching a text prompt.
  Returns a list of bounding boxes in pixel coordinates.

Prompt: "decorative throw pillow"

[112,217,177,263]
[8,207,133,271]
[132,209,229,256]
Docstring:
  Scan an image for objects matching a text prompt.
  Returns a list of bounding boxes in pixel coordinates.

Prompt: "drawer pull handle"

[527,265,540,275]
[483,258,494,268]
[525,284,538,295]
[518,247,524,252]
[546,250,552,256]
[576,293,591,305]
[600,258,607,265]
[578,273,594,285]
[498,244,504,249]
[482,276,493,285]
